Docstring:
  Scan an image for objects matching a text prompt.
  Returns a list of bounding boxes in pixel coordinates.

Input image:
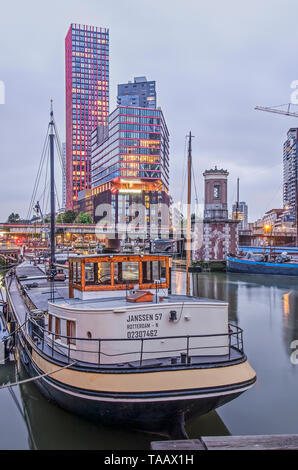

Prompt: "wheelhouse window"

[97,262,111,285]
[85,262,95,284]
[114,262,139,284]
[85,261,111,286]
[142,260,163,283]
[74,262,81,284]
[160,259,167,281]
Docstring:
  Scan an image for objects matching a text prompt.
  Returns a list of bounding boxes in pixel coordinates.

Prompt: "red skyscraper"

[65,23,109,210]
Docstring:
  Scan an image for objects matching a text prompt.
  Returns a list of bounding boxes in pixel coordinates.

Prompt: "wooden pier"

[151,434,298,450]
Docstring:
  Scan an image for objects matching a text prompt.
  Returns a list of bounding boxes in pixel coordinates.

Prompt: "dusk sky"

[1,0,298,222]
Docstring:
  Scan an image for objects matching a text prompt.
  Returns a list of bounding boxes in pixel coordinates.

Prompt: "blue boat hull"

[227,256,298,276]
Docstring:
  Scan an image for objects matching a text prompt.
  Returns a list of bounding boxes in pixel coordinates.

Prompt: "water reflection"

[192,271,298,362]
[191,271,298,435]
[192,273,239,324]
[0,356,161,449]
[0,357,229,449]
[280,289,298,361]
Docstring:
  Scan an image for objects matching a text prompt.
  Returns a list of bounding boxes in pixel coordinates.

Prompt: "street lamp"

[263,224,274,246]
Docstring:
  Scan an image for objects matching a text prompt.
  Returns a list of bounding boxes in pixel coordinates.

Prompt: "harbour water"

[1,267,298,449]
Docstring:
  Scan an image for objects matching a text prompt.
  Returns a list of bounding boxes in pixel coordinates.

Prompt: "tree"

[56,210,77,224]
[75,212,93,224]
[7,213,21,224]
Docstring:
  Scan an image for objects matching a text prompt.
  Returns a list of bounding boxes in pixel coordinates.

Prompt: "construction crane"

[255,103,298,118]
[255,103,298,245]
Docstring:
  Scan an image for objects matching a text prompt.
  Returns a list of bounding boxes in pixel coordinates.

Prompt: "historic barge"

[4,253,256,435]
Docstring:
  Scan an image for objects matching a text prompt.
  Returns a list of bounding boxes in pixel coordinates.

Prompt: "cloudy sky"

[1,0,298,222]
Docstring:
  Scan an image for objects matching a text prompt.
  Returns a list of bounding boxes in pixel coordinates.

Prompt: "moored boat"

[3,252,256,436]
[227,253,298,276]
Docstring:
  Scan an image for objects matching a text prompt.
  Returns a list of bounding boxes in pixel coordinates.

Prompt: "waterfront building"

[232,201,248,229]
[91,105,169,240]
[117,77,156,109]
[262,208,285,230]
[193,167,238,262]
[65,23,109,210]
[283,128,298,222]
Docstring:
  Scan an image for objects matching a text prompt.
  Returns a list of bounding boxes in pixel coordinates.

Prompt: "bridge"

[0,223,97,235]
[239,229,296,246]
[0,223,98,245]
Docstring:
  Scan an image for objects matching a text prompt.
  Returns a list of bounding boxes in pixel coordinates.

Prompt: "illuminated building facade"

[65,23,109,210]
[62,142,66,211]
[91,105,169,239]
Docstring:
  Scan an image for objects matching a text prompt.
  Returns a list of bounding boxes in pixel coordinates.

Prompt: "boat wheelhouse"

[68,253,170,299]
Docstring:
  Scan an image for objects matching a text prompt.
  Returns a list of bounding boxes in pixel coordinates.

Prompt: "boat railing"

[26,319,244,369]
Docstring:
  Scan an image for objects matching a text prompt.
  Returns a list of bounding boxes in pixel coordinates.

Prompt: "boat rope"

[179,135,188,208]
[27,125,50,221]
[191,160,200,207]
[0,360,77,390]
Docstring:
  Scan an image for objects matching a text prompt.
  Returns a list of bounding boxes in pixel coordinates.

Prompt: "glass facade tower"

[91,105,170,238]
[65,23,109,210]
[91,106,169,189]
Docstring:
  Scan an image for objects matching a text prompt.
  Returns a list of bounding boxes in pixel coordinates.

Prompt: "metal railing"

[27,318,244,370]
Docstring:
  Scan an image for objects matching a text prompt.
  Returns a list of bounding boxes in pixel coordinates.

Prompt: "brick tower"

[194,167,238,262]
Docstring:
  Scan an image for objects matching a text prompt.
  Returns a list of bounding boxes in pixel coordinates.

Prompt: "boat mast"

[186,131,192,296]
[49,100,56,290]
